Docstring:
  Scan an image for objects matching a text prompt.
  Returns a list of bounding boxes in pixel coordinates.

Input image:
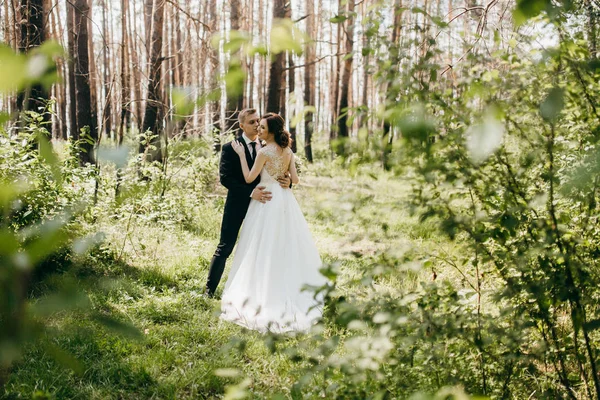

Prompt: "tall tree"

[382,0,403,170]
[266,0,286,113]
[140,0,166,162]
[87,4,99,140]
[337,0,355,139]
[17,0,49,120]
[225,0,244,133]
[66,0,77,140]
[101,0,112,138]
[281,2,296,151]
[304,0,316,162]
[586,0,598,58]
[118,0,130,144]
[258,0,266,113]
[330,3,342,143]
[73,0,97,163]
[130,0,143,129]
[209,0,222,150]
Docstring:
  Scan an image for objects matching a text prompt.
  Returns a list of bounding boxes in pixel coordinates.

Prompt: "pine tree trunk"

[304,0,315,162]
[140,0,165,163]
[66,1,77,140]
[383,0,402,170]
[101,0,112,139]
[288,51,297,152]
[258,0,265,113]
[266,0,286,113]
[130,0,143,130]
[330,4,341,143]
[337,0,354,139]
[118,0,130,145]
[586,0,598,58]
[18,0,50,131]
[87,8,99,140]
[225,0,244,133]
[209,0,222,150]
[73,0,96,164]
[48,0,63,139]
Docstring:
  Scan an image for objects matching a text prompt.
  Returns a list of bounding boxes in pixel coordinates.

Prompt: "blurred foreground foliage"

[219,4,600,400]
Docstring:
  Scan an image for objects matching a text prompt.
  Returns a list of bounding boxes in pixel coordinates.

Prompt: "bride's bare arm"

[288,153,299,184]
[244,153,266,183]
[231,141,266,183]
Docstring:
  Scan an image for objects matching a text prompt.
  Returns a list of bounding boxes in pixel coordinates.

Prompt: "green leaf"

[465,106,505,164]
[330,15,347,23]
[171,87,196,117]
[431,16,448,28]
[223,30,251,54]
[392,104,436,144]
[93,314,142,339]
[0,112,10,125]
[38,133,63,184]
[270,19,304,55]
[224,61,245,99]
[290,105,316,129]
[540,87,564,122]
[0,44,27,92]
[35,40,65,59]
[513,0,551,26]
[42,342,83,375]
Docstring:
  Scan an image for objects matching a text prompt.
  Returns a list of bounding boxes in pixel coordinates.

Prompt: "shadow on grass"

[2,246,205,399]
[3,322,176,399]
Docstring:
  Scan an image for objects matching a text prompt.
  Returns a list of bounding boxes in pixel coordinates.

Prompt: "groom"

[205,108,291,298]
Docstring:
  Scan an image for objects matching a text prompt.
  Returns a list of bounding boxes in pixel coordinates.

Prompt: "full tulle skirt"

[220,172,326,333]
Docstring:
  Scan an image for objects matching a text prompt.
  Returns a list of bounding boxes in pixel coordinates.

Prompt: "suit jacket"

[219,137,261,217]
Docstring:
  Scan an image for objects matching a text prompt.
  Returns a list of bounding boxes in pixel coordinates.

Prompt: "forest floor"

[3,155,462,399]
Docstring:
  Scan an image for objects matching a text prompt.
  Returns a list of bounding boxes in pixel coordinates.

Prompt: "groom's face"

[241,113,260,139]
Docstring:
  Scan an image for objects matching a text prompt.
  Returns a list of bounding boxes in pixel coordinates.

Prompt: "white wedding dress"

[220,145,326,333]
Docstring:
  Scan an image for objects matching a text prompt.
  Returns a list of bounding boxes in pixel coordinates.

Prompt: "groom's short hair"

[238,108,258,124]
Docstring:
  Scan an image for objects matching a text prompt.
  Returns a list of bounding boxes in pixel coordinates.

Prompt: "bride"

[220,113,327,333]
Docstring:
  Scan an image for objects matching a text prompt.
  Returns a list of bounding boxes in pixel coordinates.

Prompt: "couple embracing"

[205,109,326,333]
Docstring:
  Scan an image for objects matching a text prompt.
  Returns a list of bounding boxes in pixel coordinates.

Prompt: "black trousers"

[205,204,247,296]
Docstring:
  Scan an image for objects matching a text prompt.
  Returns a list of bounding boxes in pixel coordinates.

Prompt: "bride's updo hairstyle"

[262,112,292,148]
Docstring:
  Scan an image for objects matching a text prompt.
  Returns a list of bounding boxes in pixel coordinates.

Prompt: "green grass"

[3,158,462,399]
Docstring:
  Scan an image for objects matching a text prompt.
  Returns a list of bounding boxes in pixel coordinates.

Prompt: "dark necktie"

[249,141,256,160]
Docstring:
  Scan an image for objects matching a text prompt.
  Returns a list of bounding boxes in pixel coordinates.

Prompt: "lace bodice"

[259,145,292,179]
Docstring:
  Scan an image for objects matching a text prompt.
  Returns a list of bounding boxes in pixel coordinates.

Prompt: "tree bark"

[118,0,130,145]
[101,0,112,139]
[337,0,355,140]
[383,0,402,170]
[266,0,286,113]
[330,3,341,143]
[209,0,222,150]
[140,0,166,162]
[225,0,244,133]
[66,0,77,140]
[586,0,598,58]
[130,0,143,130]
[87,6,99,140]
[304,0,316,162]
[73,0,97,164]
[17,0,49,127]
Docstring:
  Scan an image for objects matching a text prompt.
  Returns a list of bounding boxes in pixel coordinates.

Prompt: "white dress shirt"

[241,133,259,159]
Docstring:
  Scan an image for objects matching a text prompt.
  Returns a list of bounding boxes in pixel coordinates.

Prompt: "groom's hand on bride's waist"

[251,186,272,203]
[277,174,291,189]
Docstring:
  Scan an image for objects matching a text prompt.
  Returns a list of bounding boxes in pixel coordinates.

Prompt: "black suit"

[205,137,260,296]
